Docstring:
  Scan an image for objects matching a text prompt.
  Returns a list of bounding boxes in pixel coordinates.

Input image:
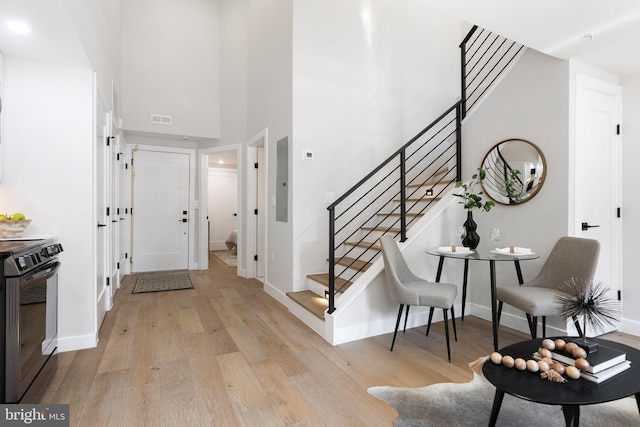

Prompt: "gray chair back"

[527,236,600,290]
[379,236,419,306]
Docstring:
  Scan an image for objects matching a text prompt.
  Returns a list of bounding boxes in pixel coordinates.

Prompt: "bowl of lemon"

[0,213,31,238]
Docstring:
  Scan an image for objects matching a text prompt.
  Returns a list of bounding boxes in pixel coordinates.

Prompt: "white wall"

[621,72,640,335]
[289,0,465,293]
[0,57,96,351]
[246,0,294,295]
[120,0,221,139]
[461,49,572,333]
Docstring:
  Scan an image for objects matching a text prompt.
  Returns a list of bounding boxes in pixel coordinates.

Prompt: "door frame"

[131,144,197,270]
[246,129,268,281]
[198,144,243,273]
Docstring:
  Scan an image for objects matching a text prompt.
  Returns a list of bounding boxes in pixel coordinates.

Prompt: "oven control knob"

[47,246,55,256]
[40,248,50,258]
[17,256,27,269]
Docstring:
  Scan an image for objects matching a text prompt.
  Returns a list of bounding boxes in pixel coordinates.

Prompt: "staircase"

[286,25,525,330]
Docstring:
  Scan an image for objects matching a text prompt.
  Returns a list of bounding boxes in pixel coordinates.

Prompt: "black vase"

[462,210,480,249]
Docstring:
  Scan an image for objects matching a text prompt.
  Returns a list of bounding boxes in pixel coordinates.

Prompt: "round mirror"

[480,138,546,205]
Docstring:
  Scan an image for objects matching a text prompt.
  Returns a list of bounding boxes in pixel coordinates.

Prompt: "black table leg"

[462,258,469,321]
[488,389,504,427]
[561,405,580,427]
[489,260,498,351]
[636,392,640,417]
[435,256,444,282]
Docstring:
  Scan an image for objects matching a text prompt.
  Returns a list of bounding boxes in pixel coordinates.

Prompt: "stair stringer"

[324,189,465,345]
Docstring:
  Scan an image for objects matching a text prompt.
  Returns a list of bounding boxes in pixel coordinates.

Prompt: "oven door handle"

[22,261,61,283]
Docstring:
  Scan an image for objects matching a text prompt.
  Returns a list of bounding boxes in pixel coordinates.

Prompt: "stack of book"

[551,343,630,383]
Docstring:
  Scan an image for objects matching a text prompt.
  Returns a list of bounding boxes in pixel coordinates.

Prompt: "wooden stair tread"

[360,226,401,233]
[377,212,424,217]
[344,241,382,251]
[335,256,373,271]
[307,273,352,291]
[286,290,327,320]
[393,196,441,202]
[407,179,455,189]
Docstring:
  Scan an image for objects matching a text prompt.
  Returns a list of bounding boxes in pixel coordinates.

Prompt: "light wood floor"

[24,254,640,426]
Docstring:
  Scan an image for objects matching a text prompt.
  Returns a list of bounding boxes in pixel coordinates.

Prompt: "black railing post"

[459,25,478,120]
[400,150,407,242]
[328,207,336,313]
[455,102,463,182]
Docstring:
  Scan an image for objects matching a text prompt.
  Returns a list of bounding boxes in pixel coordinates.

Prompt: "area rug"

[132,273,193,294]
[368,372,639,427]
[213,250,237,267]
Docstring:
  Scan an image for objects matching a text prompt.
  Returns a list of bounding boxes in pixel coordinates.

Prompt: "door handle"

[178,218,188,222]
[581,222,600,231]
[97,223,107,228]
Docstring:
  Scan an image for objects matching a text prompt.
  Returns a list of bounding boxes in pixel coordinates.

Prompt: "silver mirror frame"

[480,138,546,205]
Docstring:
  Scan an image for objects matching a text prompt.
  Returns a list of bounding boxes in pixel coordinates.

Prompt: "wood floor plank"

[21,258,640,427]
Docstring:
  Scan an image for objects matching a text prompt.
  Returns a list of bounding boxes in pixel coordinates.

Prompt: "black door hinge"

[254,162,259,169]
[106,277,110,287]
[616,124,621,135]
[106,207,110,216]
[117,262,120,269]
[254,255,258,261]
[618,290,622,301]
[107,136,114,146]
[617,207,621,218]
[254,209,258,215]
[125,252,128,259]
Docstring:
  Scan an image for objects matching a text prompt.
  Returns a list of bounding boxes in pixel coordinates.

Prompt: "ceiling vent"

[150,114,172,125]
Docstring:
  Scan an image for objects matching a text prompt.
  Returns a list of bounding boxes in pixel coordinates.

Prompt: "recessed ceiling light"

[7,20,32,35]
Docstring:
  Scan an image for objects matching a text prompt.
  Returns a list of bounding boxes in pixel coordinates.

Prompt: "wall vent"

[150,114,172,125]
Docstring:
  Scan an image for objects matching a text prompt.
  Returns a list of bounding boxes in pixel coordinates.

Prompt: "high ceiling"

[1,0,639,80]
[422,0,640,76]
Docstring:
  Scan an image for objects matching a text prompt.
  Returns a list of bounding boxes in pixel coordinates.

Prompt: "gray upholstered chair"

[379,236,458,362]
[496,236,600,339]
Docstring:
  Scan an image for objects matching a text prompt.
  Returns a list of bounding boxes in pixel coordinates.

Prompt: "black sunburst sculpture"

[556,278,621,343]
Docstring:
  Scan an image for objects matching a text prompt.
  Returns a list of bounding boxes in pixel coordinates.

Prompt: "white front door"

[132,150,190,272]
[574,74,621,334]
[95,95,109,327]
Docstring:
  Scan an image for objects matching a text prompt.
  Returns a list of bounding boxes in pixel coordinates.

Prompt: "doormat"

[132,273,193,294]
[213,250,237,267]
[20,283,47,305]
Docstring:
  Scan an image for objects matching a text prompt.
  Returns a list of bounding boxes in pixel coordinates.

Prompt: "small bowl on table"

[0,220,32,238]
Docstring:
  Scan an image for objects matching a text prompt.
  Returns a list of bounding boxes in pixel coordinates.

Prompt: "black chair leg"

[403,305,410,333]
[443,309,451,362]
[451,305,457,341]
[426,307,435,336]
[390,304,404,351]
[528,315,538,339]
[542,316,547,338]
[497,301,503,324]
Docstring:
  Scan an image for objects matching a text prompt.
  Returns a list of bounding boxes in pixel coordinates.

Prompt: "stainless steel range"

[0,238,63,403]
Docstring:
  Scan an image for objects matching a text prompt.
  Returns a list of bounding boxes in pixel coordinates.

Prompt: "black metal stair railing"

[327,103,463,314]
[325,26,525,314]
[461,25,525,119]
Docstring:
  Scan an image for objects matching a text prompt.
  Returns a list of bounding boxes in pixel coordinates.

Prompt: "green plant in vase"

[454,168,495,249]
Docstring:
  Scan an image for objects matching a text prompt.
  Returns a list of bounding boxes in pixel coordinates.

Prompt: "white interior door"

[132,150,190,272]
[574,74,621,335]
[95,95,109,327]
[208,168,238,250]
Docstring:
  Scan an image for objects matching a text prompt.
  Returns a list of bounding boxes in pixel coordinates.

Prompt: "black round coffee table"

[482,337,640,427]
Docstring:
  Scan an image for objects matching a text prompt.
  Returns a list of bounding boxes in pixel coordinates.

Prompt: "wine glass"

[490,227,500,246]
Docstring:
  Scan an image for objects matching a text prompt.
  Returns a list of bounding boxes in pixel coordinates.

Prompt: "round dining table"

[425,246,539,351]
